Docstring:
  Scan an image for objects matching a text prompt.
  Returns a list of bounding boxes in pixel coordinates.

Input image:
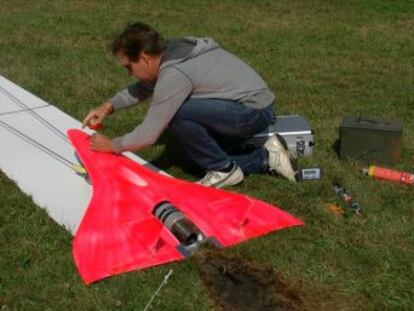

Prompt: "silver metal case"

[242,115,314,158]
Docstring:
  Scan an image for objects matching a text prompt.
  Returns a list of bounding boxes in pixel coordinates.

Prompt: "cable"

[142,269,174,311]
[0,104,50,116]
[0,86,70,145]
[0,85,88,177]
[0,120,76,170]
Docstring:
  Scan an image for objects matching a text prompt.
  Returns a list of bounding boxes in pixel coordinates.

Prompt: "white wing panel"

[0,75,163,234]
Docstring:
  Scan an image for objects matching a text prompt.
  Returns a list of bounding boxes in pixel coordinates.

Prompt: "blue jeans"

[169,98,273,174]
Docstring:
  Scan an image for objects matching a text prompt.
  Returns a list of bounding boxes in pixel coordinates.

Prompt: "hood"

[160,37,219,69]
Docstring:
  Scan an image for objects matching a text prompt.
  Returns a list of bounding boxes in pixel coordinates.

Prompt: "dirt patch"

[196,252,352,311]
[196,252,302,311]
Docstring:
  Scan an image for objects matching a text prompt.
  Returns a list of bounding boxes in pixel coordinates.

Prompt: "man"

[83,22,296,187]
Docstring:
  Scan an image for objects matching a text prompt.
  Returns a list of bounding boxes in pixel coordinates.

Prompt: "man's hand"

[89,134,116,153]
[82,102,113,129]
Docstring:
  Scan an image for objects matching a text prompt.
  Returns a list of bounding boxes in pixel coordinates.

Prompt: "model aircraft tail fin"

[128,218,164,256]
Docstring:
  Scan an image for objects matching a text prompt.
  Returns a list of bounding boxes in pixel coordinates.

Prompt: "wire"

[142,269,174,311]
[0,104,50,116]
[0,120,76,170]
[0,85,89,176]
[0,86,70,145]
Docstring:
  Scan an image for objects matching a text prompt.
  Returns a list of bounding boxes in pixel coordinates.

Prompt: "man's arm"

[111,68,193,152]
[110,81,154,111]
[82,81,154,129]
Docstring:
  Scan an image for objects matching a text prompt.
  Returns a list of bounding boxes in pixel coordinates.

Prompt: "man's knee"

[169,117,194,138]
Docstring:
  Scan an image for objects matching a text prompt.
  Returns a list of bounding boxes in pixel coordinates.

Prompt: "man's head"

[111,22,166,81]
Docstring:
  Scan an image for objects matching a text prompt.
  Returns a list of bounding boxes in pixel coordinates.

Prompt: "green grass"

[0,0,413,310]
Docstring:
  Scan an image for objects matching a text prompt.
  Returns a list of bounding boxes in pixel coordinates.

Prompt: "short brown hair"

[111,22,166,61]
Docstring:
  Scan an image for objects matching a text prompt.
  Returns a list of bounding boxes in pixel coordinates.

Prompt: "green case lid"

[341,116,403,132]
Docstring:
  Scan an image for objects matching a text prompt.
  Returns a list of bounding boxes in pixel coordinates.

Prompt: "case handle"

[357,116,391,125]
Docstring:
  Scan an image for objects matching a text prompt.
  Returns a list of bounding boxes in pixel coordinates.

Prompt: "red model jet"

[68,129,303,284]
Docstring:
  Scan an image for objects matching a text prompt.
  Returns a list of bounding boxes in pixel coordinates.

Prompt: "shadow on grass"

[331,139,341,158]
[152,131,203,177]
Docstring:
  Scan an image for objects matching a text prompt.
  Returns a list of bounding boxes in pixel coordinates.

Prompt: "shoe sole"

[266,135,297,181]
[275,134,298,170]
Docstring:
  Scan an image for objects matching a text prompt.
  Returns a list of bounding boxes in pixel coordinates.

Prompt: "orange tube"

[365,166,414,185]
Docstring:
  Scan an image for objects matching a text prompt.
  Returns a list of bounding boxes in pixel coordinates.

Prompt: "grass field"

[0,1,413,310]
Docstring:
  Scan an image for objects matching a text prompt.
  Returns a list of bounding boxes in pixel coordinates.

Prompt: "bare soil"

[196,251,351,311]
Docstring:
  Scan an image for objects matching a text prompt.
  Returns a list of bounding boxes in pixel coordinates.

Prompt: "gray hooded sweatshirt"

[110,37,275,152]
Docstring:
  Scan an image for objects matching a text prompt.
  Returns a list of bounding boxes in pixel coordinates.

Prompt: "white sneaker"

[197,163,244,188]
[264,134,297,182]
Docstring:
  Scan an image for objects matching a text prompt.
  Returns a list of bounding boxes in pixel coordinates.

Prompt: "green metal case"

[339,116,403,165]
